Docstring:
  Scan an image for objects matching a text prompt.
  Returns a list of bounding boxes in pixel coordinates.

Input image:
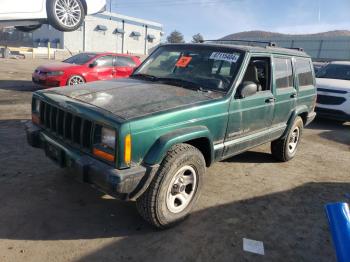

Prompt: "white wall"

[32,12,162,55]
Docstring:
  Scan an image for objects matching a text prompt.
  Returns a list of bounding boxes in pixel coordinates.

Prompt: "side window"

[95,56,114,67]
[242,57,271,92]
[274,57,294,89]
[295,58,314,88]
[116,56,137,67]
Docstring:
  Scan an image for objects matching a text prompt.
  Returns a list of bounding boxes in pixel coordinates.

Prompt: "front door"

[93,55,115,81]
[224,55,275,157]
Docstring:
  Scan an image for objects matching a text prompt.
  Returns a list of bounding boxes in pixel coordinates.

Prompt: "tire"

[47,0,85,32]
[15,25,42,32]
[67,75,85,86]
[136,144,206,229]
[271,116,304,162]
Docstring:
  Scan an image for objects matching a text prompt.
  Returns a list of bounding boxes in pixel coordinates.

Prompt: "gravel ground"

[0,59,349,262]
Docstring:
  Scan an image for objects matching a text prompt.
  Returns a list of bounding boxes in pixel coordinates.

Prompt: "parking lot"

[0,58,349,262]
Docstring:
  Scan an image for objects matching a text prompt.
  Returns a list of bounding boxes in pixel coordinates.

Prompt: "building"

[32,12,163,55]
[221,31,350,61]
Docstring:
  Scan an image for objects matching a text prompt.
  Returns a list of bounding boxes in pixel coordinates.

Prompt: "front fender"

[143,126,213,165]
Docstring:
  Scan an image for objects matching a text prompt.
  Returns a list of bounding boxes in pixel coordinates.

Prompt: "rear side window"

[295,58,314,88]
[116,56,137,67]
[274,57,294,89]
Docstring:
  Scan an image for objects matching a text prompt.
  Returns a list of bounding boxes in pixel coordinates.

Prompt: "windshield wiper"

[131,73,158,81]
[157,77,211,93]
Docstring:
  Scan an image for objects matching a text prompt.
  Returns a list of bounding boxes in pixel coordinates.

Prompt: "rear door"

[294,57,316,113]
[0,0,44,14]
[271,56,297,132]
[114,56,137,78]
[93,55,115,81]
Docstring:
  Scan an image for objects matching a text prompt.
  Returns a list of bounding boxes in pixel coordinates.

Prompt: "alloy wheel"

[54,0,82,28]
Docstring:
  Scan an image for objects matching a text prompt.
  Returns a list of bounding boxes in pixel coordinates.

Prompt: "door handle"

[290,93,297,98]
[265,97,275,103]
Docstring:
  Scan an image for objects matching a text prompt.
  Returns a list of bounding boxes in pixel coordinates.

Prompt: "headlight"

[47,71,64,76]
[101,127,116,150]
[34,99,41,113]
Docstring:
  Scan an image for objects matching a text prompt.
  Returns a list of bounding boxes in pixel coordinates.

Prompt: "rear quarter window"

[295,58,314,88]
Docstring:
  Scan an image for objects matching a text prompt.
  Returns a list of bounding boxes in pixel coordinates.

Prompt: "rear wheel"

[136,144,206,228]
[271,116,304,162]
[47,0,85,32]
[67,75,85,86]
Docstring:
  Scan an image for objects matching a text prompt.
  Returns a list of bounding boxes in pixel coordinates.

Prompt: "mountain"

[221,30,350,40]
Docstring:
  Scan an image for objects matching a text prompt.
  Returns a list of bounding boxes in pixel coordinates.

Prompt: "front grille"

[317,95,346,105]
[40,101,93,150]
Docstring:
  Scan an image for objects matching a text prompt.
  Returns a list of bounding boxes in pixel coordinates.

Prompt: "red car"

[32,52,141,87]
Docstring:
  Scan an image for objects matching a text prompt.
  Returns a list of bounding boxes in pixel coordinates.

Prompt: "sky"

[107,0,350,41]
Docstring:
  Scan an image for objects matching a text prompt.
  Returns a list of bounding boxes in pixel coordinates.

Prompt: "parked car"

[313,61,327,74]
[26,42,317,228]
[0,0,106,32]
[32,52,141,87]
[316,61,350,122]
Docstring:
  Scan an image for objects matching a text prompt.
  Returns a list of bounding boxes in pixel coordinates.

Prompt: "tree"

[192,33,204,43]
[166,30,185,43]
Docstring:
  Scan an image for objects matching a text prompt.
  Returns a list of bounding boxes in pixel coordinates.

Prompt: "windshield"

[133,45,244,92]
[63,53,97,65]
[316,64,350,80]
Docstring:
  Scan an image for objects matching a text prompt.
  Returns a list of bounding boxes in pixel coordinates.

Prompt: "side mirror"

[89,62,97,68]
[237,81,258,98]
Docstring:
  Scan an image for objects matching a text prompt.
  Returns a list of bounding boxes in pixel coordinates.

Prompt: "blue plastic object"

[325,202,350,262]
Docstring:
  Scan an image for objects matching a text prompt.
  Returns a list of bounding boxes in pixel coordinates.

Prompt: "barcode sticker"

[210,52,240,63]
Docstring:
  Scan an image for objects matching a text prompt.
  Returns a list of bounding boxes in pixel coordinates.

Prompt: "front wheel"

[67,75,85,86]
[271,116,304,162]
[47,0,85,32]
[136,144,206,229]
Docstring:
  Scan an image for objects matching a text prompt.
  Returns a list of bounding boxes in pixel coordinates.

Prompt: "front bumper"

[315,107,350,122]
[25,122,155,200]
[32,74,63,87]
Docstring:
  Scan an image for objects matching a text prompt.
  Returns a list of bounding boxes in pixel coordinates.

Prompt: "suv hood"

[41,78,222,119]
[316,78,350,92]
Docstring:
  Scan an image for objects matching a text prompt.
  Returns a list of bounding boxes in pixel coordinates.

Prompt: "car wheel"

[136,144,206,229]
[47,0,85,32]
[271,116,304,162]
[15,25,42,32]
[67,75,85,86]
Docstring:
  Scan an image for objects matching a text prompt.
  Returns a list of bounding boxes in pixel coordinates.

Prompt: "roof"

[161,43,310,57]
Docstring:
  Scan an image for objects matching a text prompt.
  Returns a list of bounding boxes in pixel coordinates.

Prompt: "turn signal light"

[93,148,115,162]
[32,114,40,125]
[124,134,132,165]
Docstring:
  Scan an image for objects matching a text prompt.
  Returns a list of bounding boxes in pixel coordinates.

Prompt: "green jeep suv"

[26,42,317,228]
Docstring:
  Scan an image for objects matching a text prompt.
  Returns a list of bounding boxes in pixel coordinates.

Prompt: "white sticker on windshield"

[210,52,240,63]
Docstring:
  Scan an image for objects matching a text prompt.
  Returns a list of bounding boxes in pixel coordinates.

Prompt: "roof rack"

[287,47,304,52]
[200,39,277,47]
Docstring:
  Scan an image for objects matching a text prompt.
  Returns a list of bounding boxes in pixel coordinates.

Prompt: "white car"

[0,0,106,32]
[316,61,350,122]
